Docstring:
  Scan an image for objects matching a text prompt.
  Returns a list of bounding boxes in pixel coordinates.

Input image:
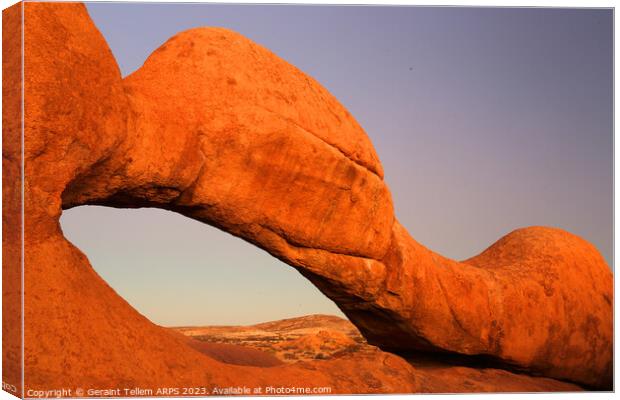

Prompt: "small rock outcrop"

[3,1,612,394]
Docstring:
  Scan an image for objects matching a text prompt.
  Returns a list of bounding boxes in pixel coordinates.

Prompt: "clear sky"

[60,3,613,327]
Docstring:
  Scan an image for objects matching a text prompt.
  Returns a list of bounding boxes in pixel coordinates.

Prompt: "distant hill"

[171,314,371,364]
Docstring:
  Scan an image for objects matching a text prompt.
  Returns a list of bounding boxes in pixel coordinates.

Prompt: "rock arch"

[6,2,611,392]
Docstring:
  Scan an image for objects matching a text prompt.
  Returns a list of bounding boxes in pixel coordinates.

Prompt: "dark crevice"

[397,349,592,391]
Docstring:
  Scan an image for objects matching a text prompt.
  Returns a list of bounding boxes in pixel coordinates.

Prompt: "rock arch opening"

[60,205,345,327]
[60,205,369,367]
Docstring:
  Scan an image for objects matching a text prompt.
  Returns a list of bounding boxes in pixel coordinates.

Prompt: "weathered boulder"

[371,223,612,388]
[5,1,612,393]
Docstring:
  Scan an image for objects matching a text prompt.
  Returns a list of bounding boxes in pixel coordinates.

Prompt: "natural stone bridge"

[4,2,612,393]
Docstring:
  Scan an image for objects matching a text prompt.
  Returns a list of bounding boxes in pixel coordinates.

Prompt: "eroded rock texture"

[2,3,23,395]
[4,1,612,393]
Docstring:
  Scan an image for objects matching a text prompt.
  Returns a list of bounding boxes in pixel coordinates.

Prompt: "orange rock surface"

[2,3,23,395]
[2,1,612,394]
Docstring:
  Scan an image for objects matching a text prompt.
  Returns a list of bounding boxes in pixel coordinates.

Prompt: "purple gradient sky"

[60,3,613,326]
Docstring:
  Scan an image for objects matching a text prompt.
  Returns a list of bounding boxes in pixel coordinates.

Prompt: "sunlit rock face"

[7,1,611,392]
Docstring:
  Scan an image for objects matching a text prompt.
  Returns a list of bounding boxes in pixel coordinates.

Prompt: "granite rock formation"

[3,1,612,394]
